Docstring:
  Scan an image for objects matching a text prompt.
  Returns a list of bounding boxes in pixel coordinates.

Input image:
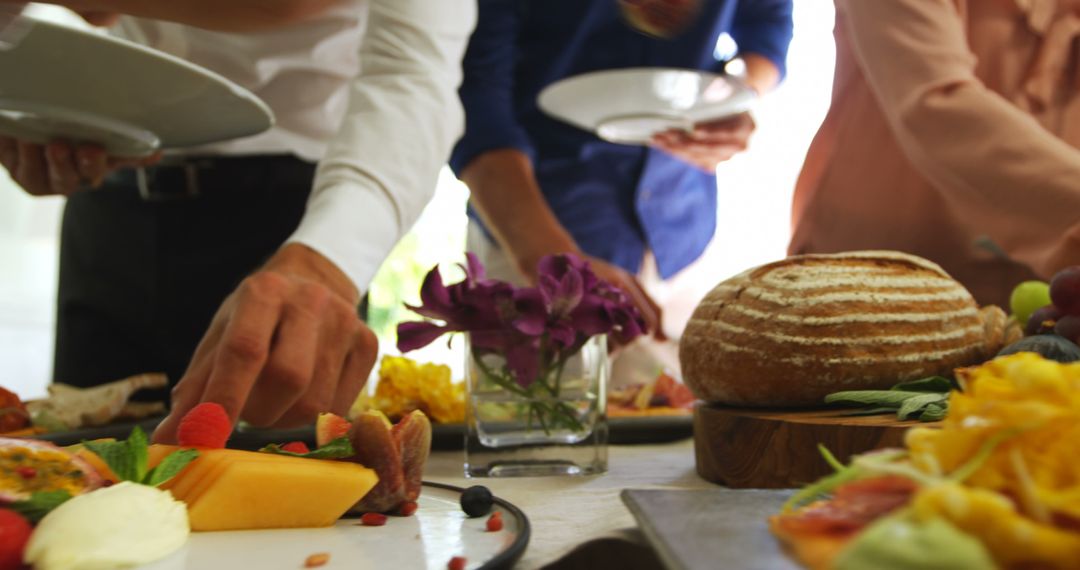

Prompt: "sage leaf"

[919,403,947,422]
[892,376,955,393]
[825,390,923,408]
[897,393,948,420]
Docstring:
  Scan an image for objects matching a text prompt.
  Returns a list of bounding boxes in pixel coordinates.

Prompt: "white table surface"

[425,438,714,569]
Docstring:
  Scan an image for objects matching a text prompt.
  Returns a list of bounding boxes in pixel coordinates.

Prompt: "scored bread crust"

[680,251,1007,407]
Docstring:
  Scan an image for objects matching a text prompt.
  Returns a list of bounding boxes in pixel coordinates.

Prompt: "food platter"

[29,414,692,449]
[622,488,797,570]
[136,482,529,570]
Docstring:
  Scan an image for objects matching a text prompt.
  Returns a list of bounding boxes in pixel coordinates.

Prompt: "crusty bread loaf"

[680,251,1008,407]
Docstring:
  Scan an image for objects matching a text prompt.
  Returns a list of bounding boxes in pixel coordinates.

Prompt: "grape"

[1054,314,1080,343]
[1025,304,1062,336]
[1009,280,1051,325]
[1050,266,1080,314]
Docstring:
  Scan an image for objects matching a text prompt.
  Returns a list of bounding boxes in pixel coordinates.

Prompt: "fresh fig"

[392,411,431,503]
[996,334,1080,363]
[347,411,406,514]
[315,412,351,448]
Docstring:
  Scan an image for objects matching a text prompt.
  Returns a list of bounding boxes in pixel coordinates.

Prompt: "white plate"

[537,67,756,145]
[139,482,529,570]
[0,17,273,156]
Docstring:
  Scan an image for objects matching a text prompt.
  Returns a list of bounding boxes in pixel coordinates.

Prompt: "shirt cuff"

[284,179,402,296]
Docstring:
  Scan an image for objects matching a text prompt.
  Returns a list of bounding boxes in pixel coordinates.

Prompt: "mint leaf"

[9,490,72,523]
[259,436,354,459]
[82,439,138,481]
[892,376,955,393]
[145,448,199,486]
[128,426,149,482]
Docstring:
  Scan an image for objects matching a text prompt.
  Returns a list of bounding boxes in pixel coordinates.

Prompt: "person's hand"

[0,138,162,196]
[650,112,756,172]
[152,243,378,443]
[583,255,667,341]
[77,10,121,27]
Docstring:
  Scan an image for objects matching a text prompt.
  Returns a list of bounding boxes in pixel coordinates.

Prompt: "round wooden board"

[693,403,937,489]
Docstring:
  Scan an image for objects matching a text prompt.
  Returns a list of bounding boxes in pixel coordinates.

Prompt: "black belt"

[104,154,318,202]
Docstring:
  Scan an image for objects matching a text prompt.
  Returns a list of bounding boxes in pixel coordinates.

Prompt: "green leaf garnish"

[9,491,72,523]
[82,426,199,487]
[825,376,958,422]
[891,376,954,393]
[259,436,354,459]
[145,448,200,487]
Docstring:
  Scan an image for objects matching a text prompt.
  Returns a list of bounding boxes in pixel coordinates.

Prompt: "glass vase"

[464,333,609,477]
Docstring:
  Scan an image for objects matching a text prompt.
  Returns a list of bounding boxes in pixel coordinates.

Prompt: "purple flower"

[396,253,647,387]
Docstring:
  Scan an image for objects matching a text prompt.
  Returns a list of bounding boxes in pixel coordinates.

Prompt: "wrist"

[263,243,360,305]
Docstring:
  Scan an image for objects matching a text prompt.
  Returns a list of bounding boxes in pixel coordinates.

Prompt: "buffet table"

[425,438,709,569]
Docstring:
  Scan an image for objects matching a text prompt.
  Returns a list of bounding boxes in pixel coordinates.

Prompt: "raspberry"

[0,509,32,570]
[281,441,310,454]
[486,512,503,532]
[447,556,467,570]
[360,513,387,526]
[397,501,418,517]
[177,403,232,448]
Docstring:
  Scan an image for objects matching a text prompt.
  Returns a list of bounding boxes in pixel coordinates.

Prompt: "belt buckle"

[136,162,202,202]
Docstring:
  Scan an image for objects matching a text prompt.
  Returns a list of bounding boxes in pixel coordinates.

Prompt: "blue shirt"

[449,0,793,278]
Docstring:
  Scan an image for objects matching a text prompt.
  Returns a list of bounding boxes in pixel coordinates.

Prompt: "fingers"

[617,274,666,341]
[75,145,109,188]
[200,274,285,424]
[0,138,16,177]
[152,320,224,444]
[331,324,379,417]
[241,285,328,427]
[15,141,49,195]
[46,142,82,196]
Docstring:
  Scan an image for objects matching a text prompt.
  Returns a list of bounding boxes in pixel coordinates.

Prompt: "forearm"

[460,149,578,279]
[740,53,782,94]
[30,0,340,31]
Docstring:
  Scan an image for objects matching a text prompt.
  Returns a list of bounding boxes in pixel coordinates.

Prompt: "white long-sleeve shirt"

[115,0,476,291]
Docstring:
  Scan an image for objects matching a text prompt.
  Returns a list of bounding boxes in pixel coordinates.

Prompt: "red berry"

[486,512,504,532]
[448,556,467,570]
[15,467,35,480]
[280,441,310,454]
[177,403,232,448]
[360,512,388,526]
[397,501,419,517]
[0,510,32,570]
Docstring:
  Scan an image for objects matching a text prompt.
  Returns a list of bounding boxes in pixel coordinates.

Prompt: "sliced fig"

[0,438,104,502]
[315,412,351,448]
[347,411,405,514]
[391,411,431,502]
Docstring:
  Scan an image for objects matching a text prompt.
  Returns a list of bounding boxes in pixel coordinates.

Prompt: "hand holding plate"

[0,137,160,196]
[650,111,755,172]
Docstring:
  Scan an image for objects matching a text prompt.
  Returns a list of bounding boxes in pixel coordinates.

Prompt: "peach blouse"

[790,0,1080,306]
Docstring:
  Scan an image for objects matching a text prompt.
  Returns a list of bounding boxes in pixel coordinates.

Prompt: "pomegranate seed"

[486,512,504,532]
[448,556,467,570]
[281,441,311,454]
[397,501,419,517]
[304,553,330,567]
[16,467,36,479]
[360,512,388,526]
